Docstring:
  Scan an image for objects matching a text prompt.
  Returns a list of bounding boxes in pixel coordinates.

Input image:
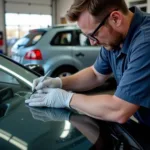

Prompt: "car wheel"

[51,66,78,77]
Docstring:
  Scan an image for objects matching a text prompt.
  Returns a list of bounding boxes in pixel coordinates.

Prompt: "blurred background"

[0,0,148,56]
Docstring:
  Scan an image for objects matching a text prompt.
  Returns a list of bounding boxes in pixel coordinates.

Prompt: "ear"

[109,11,123,27]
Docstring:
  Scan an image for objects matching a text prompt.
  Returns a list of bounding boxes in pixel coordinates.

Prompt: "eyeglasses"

[83,9,118,42]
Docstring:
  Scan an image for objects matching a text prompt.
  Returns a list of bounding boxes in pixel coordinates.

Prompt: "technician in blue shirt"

[25,0,150,126]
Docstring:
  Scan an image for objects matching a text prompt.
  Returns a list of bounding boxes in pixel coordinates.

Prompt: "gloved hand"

[25,88,74,108]
[32,77,62,91]
[28,107,71,122]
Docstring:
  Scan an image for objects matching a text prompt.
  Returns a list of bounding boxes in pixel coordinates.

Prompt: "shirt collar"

[121,6,144,54]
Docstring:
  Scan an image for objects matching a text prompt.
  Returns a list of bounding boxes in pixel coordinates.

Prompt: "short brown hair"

[66,0,128,22]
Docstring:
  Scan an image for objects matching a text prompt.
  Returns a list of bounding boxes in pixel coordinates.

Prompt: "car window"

[0,55,38,88]
[13,37,29,48]
[73,30,91,46]
[79,33,91,46]
[51,32,72,46]
[31,34,43,45]
[13,30,46,48]
[0,68,30,106]
[0,70,19,84]
[0,65,33,118]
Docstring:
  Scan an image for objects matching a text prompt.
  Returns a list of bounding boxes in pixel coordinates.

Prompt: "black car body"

[0,54,150,150]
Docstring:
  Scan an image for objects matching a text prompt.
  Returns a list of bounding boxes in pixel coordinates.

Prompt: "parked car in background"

[0,54,150,150]
[7,38,18,47]
[11,25,100,77]
[7,38,19,57]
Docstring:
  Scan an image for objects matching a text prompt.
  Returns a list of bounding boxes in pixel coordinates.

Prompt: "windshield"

[13,30,47,48]
[0,54,38,88]
[0,55,39,117]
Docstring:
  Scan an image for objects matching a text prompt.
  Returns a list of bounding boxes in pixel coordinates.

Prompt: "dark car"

[0,54,150,150]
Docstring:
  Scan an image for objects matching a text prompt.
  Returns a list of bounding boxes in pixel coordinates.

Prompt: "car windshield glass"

[0,70,19,85]
[0,67,30,118]
[0,55,38,88]
[13,30,46,48]
[0,55,39,117]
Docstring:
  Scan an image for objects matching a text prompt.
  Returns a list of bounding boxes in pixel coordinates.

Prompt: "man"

[25,0,150,126]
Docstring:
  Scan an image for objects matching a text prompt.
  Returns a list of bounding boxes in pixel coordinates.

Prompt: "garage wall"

[5,0,150,25]
[55,0,131,24]
[55,0,136,24]
[148,0,150,12]
[56,0,73,24]
[0,0,6,54]
[55,0,150,24]
[5,0,52,14]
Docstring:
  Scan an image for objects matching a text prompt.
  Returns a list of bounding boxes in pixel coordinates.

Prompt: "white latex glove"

[28,107,71,122]
[25,88,74,108]
[32,77,62,91]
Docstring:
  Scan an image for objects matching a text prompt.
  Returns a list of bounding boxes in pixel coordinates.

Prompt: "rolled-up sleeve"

[115,42,150,108]
[94,47,112,75]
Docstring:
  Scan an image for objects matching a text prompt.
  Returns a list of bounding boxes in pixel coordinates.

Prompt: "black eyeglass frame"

[83,9,118,42]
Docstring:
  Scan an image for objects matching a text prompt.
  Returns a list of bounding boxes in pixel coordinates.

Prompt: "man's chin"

[103,46,113,51]
[104,45,120,51]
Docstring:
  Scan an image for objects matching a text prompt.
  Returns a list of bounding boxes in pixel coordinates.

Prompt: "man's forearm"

[70,94,139,123]
[70,94,118,121]
[61,66,108,92]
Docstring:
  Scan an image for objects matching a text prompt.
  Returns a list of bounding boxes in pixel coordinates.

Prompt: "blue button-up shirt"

[94,7,150,126]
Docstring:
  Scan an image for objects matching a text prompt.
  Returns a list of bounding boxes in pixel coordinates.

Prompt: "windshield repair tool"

[31,69,51,95]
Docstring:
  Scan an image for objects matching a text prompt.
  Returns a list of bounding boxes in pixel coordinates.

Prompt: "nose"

[89,39,99,46]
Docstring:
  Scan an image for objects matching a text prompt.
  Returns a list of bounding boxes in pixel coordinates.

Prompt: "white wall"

[56,0,74,24]
[0,0,6,54]
[148,0,150,13]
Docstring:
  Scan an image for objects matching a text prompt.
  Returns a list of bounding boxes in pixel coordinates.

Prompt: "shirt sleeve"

[115,42,150,108]
[94,47,112,75]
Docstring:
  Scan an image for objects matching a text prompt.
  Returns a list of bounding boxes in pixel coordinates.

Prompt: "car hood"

[0,91,93,150]
[0,91,145,150]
